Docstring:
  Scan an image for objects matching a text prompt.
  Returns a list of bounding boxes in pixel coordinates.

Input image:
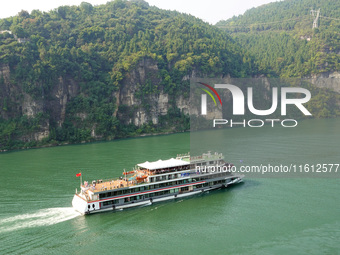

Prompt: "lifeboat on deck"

[123,171,135,175]
[136,175,148,183]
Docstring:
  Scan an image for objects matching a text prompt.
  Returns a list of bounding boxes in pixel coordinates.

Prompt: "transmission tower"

[310,9,320,29]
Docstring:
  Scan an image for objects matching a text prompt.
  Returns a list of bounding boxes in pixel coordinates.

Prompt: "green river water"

[0,118,339,254]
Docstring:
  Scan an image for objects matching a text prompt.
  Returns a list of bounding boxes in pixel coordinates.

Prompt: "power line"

[320,15,340,21]
[217,11,339,30]
[216,16,306,28]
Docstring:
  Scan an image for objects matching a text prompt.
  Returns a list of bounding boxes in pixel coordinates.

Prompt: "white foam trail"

[0,207,81,233]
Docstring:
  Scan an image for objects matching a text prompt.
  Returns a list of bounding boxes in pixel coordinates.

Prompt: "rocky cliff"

[115,58,189,126]
[0,57,192,149]
[307,72,340,93]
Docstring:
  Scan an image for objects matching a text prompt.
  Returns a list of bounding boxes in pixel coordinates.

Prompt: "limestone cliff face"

[115,57,189,126]
[0,58,191,145]
[306,72,340,93]
[0,65,80,142]
[49,77,80,127]
[1,55,339,147]
[0,64,20,119]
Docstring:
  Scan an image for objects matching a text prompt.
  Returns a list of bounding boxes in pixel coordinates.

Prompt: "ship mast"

[80,171,82,188]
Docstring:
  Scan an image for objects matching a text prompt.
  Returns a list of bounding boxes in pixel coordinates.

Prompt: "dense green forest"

[0,0,251,150]
[216,0,340,77]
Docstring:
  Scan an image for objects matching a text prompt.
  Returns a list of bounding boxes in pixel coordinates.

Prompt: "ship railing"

[81,175,151,192]
[82,169,232,199]
[81,166,230,193]
[185,152,224,161]
[85,173,140,186]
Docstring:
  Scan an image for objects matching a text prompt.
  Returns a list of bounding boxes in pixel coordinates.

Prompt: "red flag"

[76,173,81,177]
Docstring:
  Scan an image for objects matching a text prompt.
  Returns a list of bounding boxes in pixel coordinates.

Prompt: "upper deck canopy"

[137,158,189,170]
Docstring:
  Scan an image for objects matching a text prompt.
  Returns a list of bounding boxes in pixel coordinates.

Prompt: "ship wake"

[0,207,80,233]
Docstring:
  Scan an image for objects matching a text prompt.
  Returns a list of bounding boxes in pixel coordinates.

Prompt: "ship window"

[140,186,145,191]
[117,190,122,195]
[150,185,154,189]
[170,189,174,193]
[145,194,149,198]
[197,163,201,166]
[154,184,159,188]
[175,188,179,192]
[209,161,214,164]
[202,162,206,166]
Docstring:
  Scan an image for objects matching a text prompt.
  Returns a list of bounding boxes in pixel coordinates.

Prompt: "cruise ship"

[72,152,244,215]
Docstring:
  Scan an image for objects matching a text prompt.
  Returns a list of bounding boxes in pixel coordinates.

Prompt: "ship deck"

[82,170,151,193]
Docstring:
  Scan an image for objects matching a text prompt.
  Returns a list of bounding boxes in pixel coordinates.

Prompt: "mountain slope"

[216,0,340,77]
[0,0,251,150]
